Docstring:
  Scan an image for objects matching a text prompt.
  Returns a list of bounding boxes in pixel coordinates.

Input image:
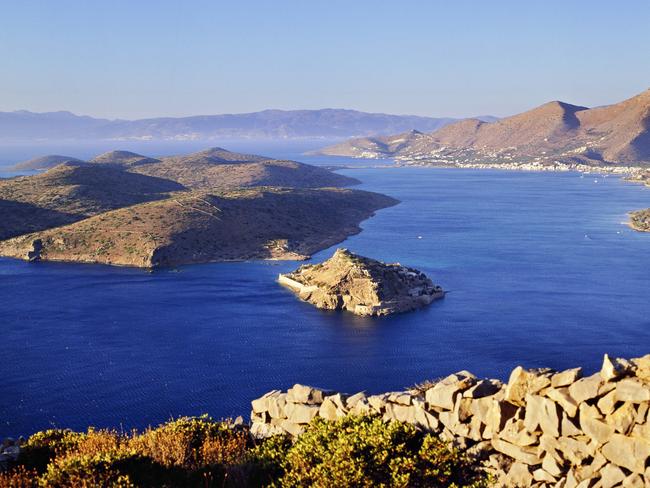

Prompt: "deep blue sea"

[2,143,650,437]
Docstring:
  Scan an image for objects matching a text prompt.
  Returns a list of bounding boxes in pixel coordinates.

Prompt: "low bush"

[0,414,488,487]
[267,416,488,488]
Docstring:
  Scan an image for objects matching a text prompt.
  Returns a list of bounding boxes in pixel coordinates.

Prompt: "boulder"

[600,354,632,381]
[345,391,366,409]
[597,390,618,416]
[615,379,650,403]
[492,437,542,465]
[546,387,578,418]
[463,379,502,399]
[601,433,650,474]
[504,366,552,405]
[599,463,626,488]
[285,403,319,424]
[568,373,602,404]
[426,382,461,411]
[524,394,560,437]
[287,384,328,404]
[551,368,583,388]
[607,402,636,434]
[631,354,650,381]
[318,398,340,421]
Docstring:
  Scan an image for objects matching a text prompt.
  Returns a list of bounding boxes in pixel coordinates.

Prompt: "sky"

[0,0,649,120]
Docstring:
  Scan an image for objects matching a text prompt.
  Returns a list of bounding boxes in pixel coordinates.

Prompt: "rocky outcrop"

[251,353,650,487]
[629,209,650,232]
[278,248,444,316]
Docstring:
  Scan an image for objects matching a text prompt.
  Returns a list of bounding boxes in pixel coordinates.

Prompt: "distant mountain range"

[0,109,497,142]
[316,89,650,167]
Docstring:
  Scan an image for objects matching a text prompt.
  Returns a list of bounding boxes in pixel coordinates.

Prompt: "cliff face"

[278,248,443,316]
[251,353,650,487]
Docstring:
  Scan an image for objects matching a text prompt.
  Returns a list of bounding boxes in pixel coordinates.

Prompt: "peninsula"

[278,248,444,316]
[0,148,398,267]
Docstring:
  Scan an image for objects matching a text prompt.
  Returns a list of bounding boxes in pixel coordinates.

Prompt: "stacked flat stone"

[250,353,650,487]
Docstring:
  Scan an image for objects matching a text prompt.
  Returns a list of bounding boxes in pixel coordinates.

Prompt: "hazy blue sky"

[1,1,649,119]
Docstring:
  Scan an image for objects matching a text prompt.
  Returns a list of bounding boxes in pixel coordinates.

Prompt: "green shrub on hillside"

[269,416,488,488]
[1,415,488,487]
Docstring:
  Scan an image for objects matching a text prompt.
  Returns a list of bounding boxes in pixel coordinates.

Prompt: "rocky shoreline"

[250,353,650,487]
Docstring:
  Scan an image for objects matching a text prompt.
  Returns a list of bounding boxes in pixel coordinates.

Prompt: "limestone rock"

[601,433,650,474]
[504,366,552,405]
[492,437,542,465]
[426,382,461,411]
[551,368,583,388]
[568,373,602,404]
[615,378,650,403]
[504,461,534,487]
[600,463,626,488]
[607,402,636,434]
[524,394,560,437]
[631,354,650,381]
[463,379,502,399]
[286,384,329,404]
[278,248,444,316]
[285,403,319,424]
[601,354,633,381]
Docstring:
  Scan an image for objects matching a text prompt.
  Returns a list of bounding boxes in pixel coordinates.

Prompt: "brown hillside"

[318,88,650,166]
[90,150,160,166]
[86,146,360,189]
[0,162,184,239]
[0,188,398,267]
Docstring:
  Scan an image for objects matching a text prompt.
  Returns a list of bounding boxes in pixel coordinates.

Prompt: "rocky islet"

[278,248,444,316]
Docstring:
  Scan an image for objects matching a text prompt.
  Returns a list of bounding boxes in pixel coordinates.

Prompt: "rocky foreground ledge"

[251,354,650,487]
[278,248,444,316]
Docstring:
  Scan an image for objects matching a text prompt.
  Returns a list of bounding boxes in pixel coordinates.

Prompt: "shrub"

[8,415,488,487]
[40,451,138,487]
[265,415,488,488]
[18,429,85,471]
[0,466,39,488]
[128,415,247,470]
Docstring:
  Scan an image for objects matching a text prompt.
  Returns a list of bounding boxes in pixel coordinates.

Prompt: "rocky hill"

[0,162,183,240]
[89,150,160,167]
[0,146,397,266]
[0,189,397,267]
[279,248,444,315]
[11,147,360,188]
[317,88,650,168]
[131,147,359,189]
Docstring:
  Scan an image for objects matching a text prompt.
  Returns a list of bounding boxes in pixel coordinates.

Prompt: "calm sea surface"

[2,145,650,437]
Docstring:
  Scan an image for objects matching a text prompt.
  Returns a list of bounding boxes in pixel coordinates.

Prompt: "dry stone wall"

[250,354,650,487]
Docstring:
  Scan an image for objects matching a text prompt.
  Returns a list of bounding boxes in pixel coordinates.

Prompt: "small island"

[278,248,444,316]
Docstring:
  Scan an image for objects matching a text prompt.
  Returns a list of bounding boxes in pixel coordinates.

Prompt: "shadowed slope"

[0,188,398,267]
[0,162,184,239]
